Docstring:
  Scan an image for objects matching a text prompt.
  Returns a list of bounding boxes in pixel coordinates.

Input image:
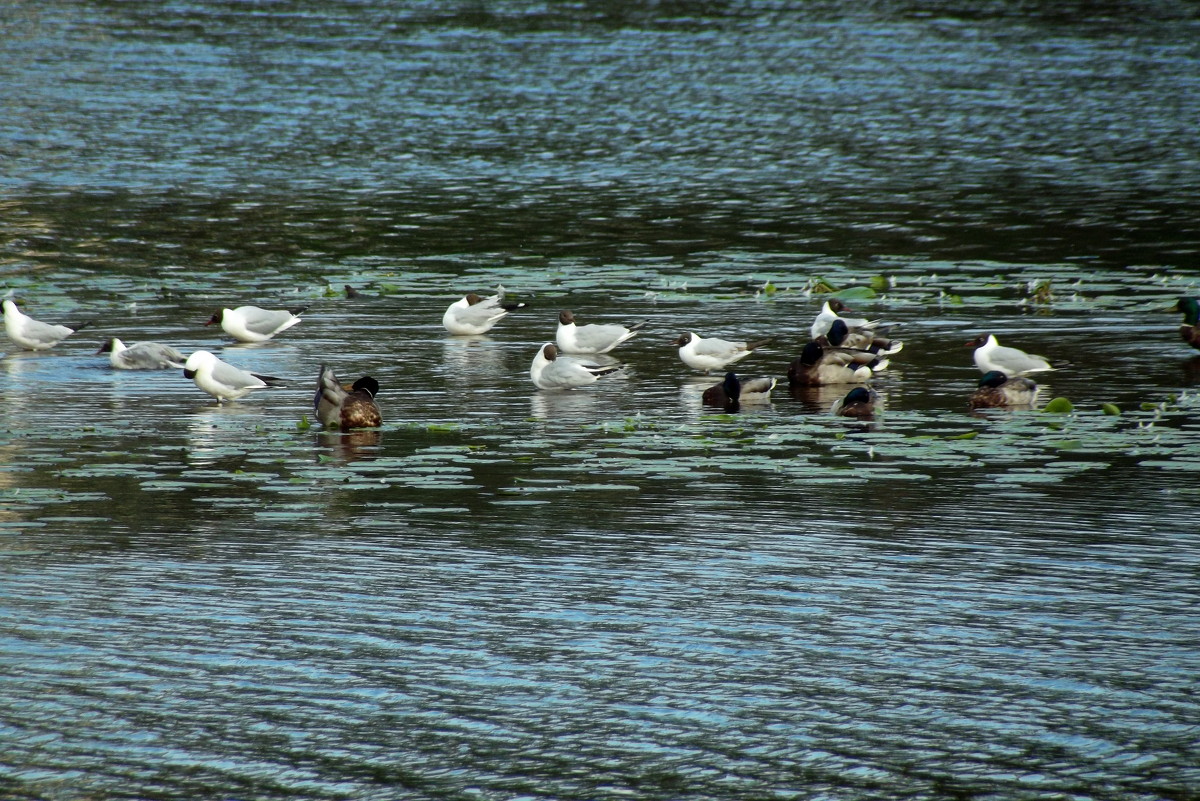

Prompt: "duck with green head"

[1176,297,1200,350]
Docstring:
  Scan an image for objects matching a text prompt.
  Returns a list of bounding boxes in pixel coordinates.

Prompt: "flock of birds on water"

[5,292,1200,430]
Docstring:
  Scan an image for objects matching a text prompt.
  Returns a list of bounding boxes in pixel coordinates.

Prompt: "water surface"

[2,2,1199,799]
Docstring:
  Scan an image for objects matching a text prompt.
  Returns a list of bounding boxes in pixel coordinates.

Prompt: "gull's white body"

[529,343,622,390]
[811,300,874,341]
[3,299,81,350]
[674,332,768,374]
[101,338,186,370]
[555,311,644,354]
[970,334,1053,377]
[184,350,274,402]
[210,305,304,343]
[443,288,522,335]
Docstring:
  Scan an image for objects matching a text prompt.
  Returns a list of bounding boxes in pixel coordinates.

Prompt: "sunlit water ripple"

[3,1,1200,799]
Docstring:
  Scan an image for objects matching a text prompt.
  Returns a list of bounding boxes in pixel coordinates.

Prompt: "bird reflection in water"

[315,429,382,463]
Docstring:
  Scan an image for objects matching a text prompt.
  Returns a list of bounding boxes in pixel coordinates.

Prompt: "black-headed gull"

[556,310,646,354]
[206,305,307,343]
[2,299,92,351]
[966,334,1054,376]
[673,332,772,374]
[968,371,1039,409]
[97,337,186,370]
[831,386,880,417]
[810,299,878,340]
[183,350,285,402]
[529,343,623,390]
[314,365,381,430]
[442,287,524,335]
[1176,297,1200,350]
[787,342,874,386]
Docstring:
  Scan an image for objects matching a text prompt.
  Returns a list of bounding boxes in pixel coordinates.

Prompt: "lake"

[2,2,1199,799]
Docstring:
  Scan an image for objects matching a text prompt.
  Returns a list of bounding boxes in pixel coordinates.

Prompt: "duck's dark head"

[204,310,223,326]
[800,341,824,366]
[1177,297,1200,325]
[826,318,849,347]
[722,372,741,402]
[978,370,1008,388]
[673,332,692,348]
[352,376,380,398]
[559,310,576,325]
[843,386,873,405]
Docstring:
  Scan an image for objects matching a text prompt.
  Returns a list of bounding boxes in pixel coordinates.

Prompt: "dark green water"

[2,2,1199,799]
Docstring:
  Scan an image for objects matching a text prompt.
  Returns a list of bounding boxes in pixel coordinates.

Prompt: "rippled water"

[3,2,1200,799]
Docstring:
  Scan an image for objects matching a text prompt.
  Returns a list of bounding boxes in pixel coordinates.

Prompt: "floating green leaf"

[1042,397,1074,414]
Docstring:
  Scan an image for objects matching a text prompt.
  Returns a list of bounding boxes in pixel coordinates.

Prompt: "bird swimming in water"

[556,310,646,354]
[1175,297,1200,351]
[529,343,624,390]
[787,341,875,386]
[831,386,880,417]
[206,305,307,343]
[966,334,1054,377]
[97,338,186,370]
[673,331,772,374]
[442,287,524,335]
[183,350,286,403]
[968,370,1040,409]
[314,365,382,430]
[3,299,92,351]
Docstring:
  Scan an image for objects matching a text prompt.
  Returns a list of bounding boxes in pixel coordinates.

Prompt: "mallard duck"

[819,318,902,357]
[556,310,646,354]
[205,304,307,343]
[1175,297,1200,350]
[673,332,772,373]
[183,350,285,402]
[787,341,874,386]
[831,386,880,417]
[701,373,777,411]
[968,370,1039,409]
[966,334,1054,376]
[314,365,382,430]
[530,343,623,390]
[442,286,524,335]
[97,338,186,370]
[2,299,92,351]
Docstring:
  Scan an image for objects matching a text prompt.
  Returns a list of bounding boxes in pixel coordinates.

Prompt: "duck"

[97,338,186,370]
[831,386,880,417]
[701,373,777,411]
[787,341,874,386]
[673,332,772,373]
[819,317,902,357]
[966,334,1054,376]
[968,370,1039,409]
[810,299,879,341]
[206,305,307,343]
[183,350,285,402]
[2,299,92,350]
[314,365,382,430]
[442,287,524,335]
[529,343,624,390]
[556,310,646,354]
[1175,297,1200,350]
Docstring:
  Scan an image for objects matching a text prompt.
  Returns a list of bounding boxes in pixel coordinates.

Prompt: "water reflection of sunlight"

[314,429,382,462]
[186,403,264,466]
[529,389,603,420]
[440,336,511,383]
